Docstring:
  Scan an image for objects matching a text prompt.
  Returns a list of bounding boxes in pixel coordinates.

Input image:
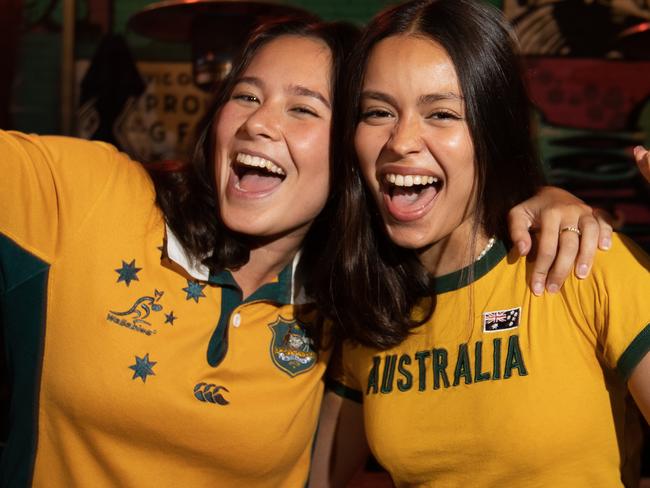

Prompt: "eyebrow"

[419,93,463,104]
[237,76,263,88]
[361,91,398,106]
[236,77,331,109]
[289,85,331,109]
[361,90,464,106]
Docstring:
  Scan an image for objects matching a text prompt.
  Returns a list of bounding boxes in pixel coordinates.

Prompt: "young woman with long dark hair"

[312,1,650,486]
[0,18,358,487]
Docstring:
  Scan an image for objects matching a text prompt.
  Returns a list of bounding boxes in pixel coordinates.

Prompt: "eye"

[360,108,394,120]
[427,110,462,121]
[291,105,319,117]
[231,93,259,104]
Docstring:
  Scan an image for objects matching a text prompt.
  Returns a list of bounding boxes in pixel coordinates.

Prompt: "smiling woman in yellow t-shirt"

[311,1,650,487]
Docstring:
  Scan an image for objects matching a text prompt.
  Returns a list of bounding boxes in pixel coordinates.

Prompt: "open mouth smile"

[229,152,287,196]
[381,172,443,222]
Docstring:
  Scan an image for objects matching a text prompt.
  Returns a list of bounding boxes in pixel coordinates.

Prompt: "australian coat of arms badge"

[269,317,317,377]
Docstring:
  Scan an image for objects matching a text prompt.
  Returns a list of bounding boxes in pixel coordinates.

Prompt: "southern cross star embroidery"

[165,311,177,325]
[129,353,157,382]
[183,280,206,303]
[115,259,142,287]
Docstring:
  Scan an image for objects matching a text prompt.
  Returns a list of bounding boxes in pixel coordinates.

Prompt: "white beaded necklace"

[475,236,496,262]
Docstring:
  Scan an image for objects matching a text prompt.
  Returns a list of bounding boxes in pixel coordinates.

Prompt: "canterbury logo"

[194,383,229,405]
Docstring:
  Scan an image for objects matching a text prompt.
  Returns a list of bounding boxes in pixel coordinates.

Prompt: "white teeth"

[235,153,285,176]
[384,173,439,187]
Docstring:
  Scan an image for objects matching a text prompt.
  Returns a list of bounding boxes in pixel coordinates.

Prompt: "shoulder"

[590,233,649,282]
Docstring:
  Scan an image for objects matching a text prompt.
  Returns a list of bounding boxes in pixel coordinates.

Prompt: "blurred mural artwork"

[94,0,314,162]
[500,0,650,249]
[72,1,312,162]
[77,57,212,162]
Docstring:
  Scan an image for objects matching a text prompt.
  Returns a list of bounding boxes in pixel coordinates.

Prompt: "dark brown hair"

[149,18,360,285]
[312,0,545,349]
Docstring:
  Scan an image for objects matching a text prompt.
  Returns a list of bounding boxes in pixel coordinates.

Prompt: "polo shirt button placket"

[232,312,241,328]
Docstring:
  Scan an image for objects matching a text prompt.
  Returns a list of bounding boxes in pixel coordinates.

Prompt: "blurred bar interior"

[1,0,650,485]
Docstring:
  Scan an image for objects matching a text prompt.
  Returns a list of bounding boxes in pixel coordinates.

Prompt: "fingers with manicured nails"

[514,185,606,295]
[545,223,581,293]
[574,214,599,279]
[634,145,650,183]
[507,205,534,256]
[530,207,563,296]
[592,208,614,250]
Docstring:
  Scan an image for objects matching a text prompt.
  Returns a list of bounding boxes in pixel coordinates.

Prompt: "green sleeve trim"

[326,379,363,403]
[617,323,650,381]
[0,234,49,486]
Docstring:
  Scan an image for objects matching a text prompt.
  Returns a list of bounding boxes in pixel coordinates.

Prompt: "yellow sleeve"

[0,131,137,266]
[326,340,364,403]
[574,233,650,380]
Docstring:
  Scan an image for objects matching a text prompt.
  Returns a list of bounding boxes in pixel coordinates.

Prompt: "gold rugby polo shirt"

[0,131,330,487]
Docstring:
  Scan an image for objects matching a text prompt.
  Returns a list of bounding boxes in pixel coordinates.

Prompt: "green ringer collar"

[203,262,294,368]
[434,240,508,294]
[207,261,294,305]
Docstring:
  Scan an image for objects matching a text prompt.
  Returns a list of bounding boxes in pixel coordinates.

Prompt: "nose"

[240,102,282,141]
[385,114,423,156]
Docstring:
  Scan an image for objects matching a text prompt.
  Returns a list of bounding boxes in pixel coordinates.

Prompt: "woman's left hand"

[508,186,613,296]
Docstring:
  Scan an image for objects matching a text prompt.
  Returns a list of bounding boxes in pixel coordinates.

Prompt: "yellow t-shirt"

[332,236,650,487]
[0,131,329,487]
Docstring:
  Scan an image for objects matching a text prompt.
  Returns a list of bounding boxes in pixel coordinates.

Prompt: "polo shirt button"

[232,313,241,327]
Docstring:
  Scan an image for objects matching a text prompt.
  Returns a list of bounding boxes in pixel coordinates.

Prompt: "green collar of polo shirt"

[434,240,508,294]
[205,262,294,367]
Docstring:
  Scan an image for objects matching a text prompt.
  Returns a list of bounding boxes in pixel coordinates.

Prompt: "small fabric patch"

[269,317,317,377]
[483,306,521,333]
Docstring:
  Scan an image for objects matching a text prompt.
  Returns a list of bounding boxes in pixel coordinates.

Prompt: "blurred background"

[1,0,649,485]
[1,0,649,248]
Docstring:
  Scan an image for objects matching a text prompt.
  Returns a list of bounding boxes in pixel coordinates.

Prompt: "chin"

[385,227,435,250]
[221,213,269,236]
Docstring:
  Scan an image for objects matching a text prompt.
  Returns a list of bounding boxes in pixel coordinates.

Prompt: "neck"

[231,234,302,299]
[418,222,491,277]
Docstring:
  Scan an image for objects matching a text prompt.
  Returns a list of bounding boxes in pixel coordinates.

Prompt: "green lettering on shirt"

[433,348,450,390]
[366,356,380,395]
[397,354,413,392]
[453,343,472,386]
[492,338,502,380]
[504,335,528,378]
[415,351,430,391]
[474,340,490,382]
[380,354,398,394]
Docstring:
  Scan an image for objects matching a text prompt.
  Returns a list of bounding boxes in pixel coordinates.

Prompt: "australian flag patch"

[482,307,521,333]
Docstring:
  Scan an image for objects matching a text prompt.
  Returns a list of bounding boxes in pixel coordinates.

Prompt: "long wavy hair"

[311,0,545,349]
[148,18,360,292]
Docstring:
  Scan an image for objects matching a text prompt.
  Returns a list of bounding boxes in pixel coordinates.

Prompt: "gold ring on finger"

[560,225,581,237]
